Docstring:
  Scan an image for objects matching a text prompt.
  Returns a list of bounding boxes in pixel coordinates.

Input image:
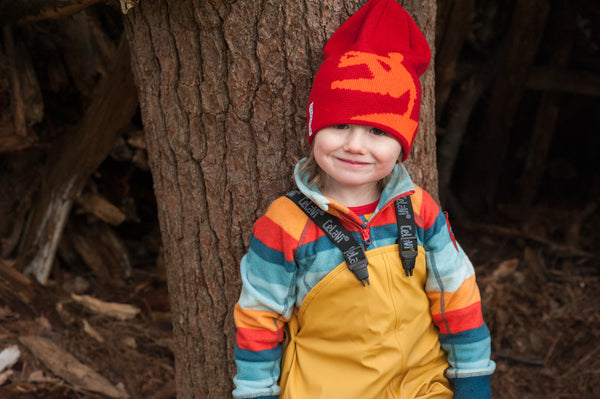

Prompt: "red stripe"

[432,301,484,334]
[236,327,283,351]
[253,216,298,262]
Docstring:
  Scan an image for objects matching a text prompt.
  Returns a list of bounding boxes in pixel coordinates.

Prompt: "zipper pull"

[360,228,372,247]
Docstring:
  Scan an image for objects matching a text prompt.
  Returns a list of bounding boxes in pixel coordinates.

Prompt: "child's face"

[313,124,402,196]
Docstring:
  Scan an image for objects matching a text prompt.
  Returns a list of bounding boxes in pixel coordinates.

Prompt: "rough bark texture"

[402,0,438,201]
[123,1,436,397]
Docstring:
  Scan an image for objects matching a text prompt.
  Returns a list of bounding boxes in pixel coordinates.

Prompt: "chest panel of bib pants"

[280,245,452,399]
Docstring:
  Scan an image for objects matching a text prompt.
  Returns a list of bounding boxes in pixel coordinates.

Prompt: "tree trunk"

[123,1,436,397]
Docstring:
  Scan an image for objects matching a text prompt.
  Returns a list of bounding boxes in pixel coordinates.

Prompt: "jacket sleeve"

[233,209,298,399]
[417,189,496,398]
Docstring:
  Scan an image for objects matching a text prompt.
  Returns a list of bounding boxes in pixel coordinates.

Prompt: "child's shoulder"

[408,184,441,221]
[256,194,312,235]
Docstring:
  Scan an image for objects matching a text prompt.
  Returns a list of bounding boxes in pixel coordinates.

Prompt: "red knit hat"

[306,0,431,161]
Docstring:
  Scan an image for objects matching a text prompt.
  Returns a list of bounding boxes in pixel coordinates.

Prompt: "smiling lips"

[336,157,371,166]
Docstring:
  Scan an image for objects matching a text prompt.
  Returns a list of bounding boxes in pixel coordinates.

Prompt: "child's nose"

[343,127,368,153]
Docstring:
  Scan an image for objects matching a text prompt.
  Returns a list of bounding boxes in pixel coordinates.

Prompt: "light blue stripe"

[425,249,474,292]
[441,335,494,376]
[248,236,296,274]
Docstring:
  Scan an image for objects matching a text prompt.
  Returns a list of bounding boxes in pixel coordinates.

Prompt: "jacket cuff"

[451,374,492,399]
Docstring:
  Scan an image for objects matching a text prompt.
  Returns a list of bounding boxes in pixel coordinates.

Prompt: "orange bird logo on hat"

[331,51,419,140]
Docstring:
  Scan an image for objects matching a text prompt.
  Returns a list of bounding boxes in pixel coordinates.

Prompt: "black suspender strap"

[394,196,418,276]
[285,190,419,285]
[286,190,370,286]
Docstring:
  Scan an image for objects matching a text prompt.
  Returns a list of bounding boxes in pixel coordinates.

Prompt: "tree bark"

[123,1,437,397]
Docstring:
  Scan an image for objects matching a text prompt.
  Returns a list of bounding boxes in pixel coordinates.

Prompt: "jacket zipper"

[358,190,415,249]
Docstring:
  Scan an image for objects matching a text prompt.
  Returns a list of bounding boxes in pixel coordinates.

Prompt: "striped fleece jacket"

[233,162,495,398]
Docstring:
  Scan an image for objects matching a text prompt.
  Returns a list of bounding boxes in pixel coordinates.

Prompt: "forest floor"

[0,200,598,399]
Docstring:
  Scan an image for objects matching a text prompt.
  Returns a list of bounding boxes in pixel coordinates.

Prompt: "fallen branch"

[459,221,595,258]
[493,351,545,367]
[71,293,140,321]
[18,335,130,398]
[0,0,106,25]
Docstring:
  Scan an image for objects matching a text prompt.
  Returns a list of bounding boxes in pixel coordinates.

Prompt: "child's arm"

[233,212,298,399]
[417,189,496,399]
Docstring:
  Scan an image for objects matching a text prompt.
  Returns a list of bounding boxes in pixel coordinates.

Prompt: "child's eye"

[370,128,386,136]
[333,124,349,130]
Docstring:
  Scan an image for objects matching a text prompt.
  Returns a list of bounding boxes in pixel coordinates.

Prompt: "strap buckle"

[400,248,418,276]
[343,246,370,286]
[399,236,418,276]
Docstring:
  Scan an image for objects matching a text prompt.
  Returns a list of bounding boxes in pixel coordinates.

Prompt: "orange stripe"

[411,187,424,216]
[417,187,441,229]
[428,274,481,314]
[264,197,310,240]
[234,303,287,331]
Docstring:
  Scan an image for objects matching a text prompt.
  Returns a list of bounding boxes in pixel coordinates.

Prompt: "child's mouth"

[338,157,369,166]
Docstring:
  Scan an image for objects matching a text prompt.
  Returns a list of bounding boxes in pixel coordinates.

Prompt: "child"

[233,0,495,398]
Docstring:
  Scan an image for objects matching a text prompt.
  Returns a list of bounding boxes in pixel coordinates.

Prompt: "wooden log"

[0,260,41,317]
[18,335,130,399]
[76,192,127,226]
[66,221,132,283]
[20,38,138,284]
[70,293,140,321]
[58,11,107,99]
[438,65,494,211]
[519,0,576,205]
[0,0,106,25]
[526,67,600,97]
[462,0,550,210]
[3,26,27,139]
[0,26,40,152]
[458,221,595,258]
[435,0,475,123]
[0,155,39,257]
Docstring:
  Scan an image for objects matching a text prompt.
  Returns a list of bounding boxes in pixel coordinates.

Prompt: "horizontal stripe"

[410,186,424,216]
[414,186,441,230]
[439,323,491,346]
[443,338,492,369]
[237,327,283,351]
[253,216,299,263]
[433,301,484,334]
[425,250,475,293]
[423,211,451,244]
[428,274,481,314]
[263,197,311,239]
[246,236,295,273]
[235,344,282,363]
[234,303,287,331]
[238,278,295,317]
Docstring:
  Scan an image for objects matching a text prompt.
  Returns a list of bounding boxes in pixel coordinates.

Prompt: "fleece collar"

[294,159,415,214]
